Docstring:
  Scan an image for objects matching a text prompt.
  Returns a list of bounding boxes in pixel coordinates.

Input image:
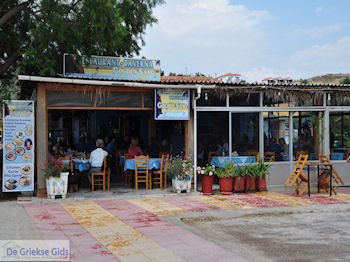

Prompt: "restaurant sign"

[64,54,161,81]
[2,101,34,192]
[155,89,190,120]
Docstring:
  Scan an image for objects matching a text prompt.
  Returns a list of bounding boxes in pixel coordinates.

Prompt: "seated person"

[267,137,283,161]
[88,139,108,185]
[128,137,143,157]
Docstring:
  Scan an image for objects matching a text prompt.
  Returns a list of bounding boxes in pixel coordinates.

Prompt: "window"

[197,91,226,106]
[230,93,259,107]
[264,112,290,161]
[97,92,142,107]
[292,112,322,160]
[47,91,94,107]
[330,112,350,160]
[327,93,350,106]
[231,113,259,156]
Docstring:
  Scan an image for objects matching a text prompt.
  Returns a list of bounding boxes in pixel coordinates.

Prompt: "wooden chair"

[59,157,77,192]
[264,152,275,162]
[134,155,149,191]
[284,154,309,196]
[208,151,218,165]
[248,151,259,162]
[319,154,344,194]
[91,156,110,192]
[123,153,135,184]
[152,154,169,189]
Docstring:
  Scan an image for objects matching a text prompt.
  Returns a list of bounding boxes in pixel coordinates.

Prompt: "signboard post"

[64,54,161,81]
[155,89,190,120]
[2,101,35,192]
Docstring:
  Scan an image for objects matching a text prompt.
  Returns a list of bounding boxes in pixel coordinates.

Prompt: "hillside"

[296,73,350,84]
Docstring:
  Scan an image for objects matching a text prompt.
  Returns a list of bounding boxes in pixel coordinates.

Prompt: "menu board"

[155,89,190,120]
[2,101,34,192]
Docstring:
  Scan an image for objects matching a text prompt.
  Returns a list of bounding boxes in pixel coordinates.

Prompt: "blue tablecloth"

[331,152,344,160]
[210,156,256,168]
[124,158,161,171]
[62,159,90,172]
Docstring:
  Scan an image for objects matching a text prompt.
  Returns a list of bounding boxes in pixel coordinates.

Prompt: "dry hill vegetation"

[296,73,350,84]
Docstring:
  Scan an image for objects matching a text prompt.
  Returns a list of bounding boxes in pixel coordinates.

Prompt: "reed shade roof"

[212,83,350,103]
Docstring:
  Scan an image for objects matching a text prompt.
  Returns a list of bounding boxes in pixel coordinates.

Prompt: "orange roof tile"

[262,77,272,81]
[161,76,221,83]
[272,77,282,80]
[217,73,241,78]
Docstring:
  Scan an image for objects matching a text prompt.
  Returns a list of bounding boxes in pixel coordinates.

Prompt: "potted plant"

[40,156,69,199]
[217,162,235,194]
[197,165,217,195]
[244,163,256,192]
[167,157,193,193]
[255,160,270,192]
[234,166,245,192]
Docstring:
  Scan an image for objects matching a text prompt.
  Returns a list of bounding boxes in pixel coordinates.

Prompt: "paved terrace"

[1,188,350,261]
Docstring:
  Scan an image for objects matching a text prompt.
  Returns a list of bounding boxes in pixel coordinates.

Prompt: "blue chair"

[309,153,315,160]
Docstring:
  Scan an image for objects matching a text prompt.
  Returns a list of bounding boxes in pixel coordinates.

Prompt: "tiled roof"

[283,77,292,80]
[262,77,272,81]
[217,73,241,78]
[272,77,282,80]
[160,75,221,83]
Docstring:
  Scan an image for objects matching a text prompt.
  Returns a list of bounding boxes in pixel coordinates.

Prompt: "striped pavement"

[23,191,350,261]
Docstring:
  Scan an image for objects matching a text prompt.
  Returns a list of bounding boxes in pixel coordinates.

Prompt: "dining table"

[304,161,333,197]
[61,159,90,171]
[124,158,162,171]
[210,156,256,168]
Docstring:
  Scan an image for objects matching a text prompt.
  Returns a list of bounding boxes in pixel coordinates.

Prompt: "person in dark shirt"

[267,137,283,161]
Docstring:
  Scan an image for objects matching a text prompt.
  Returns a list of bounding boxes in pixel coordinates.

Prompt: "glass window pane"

[264,95,291,107]
[292,112,323,160]
[197,91,226,106]
[295,97,323,107]
[230,93,259,106]
[97,92,142,107]
[327,93,350,106]
[330,112,350,160]
[144,92,154,108]
[232,113,259,156]
[197,112,229,166]
[47,91,94,107]
[264,112,290,161]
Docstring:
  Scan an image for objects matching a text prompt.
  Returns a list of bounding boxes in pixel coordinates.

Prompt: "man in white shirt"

[88,139,108,185]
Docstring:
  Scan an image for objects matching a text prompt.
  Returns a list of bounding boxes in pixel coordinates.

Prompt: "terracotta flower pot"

[234,176,245,192]
[201,175,214,195]
[219,177,233,194]
[256,175,267,192]
[245,176,256,192]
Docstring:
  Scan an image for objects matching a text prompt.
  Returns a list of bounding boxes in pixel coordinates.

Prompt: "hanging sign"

[64,54,161,81]
[155,89,190,120]
[2,101,35,192]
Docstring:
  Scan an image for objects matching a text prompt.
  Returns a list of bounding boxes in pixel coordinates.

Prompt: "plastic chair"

[152,154,169,189]
[284,154,309,196]
[91,156,110,191]
[134,155,149,191]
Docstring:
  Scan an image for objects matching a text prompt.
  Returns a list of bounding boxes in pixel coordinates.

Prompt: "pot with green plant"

[255,160,270,192]
[217,162,235,194]
[244,163,256,192]
[40,156,69,199]
[167,157,193,193]
[197,165,217,195]
[234,166,245,192]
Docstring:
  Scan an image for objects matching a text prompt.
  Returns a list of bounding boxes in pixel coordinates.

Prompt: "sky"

[140,0,350,82]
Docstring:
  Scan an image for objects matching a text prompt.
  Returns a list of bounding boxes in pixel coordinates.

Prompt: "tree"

[0,0,164,77]
[301,79,308,84]
[341,77,350,84]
